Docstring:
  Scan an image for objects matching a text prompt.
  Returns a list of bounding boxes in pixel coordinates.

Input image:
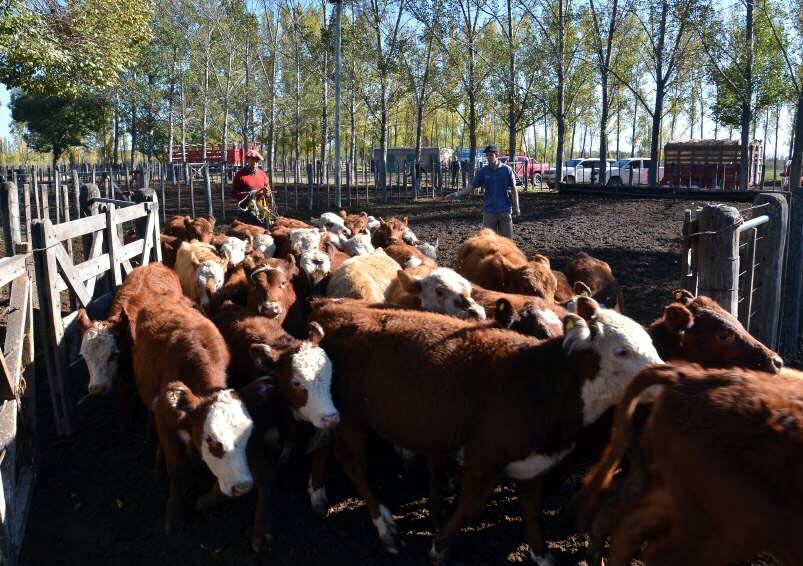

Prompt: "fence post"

[220,162,227,221]
[203,163,213,217]
[0,182,21,256]
[751,193,787,350]
[696,203,741,315]
[306,163,314,211]
[189,165,196,217]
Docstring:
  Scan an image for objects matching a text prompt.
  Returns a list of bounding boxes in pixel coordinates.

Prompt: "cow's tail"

[577,365,677,529]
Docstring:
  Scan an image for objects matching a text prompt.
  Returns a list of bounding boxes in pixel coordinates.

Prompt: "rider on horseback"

[232,148,276,226]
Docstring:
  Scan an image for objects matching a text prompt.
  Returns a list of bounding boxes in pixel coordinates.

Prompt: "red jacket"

[231,167,270,200]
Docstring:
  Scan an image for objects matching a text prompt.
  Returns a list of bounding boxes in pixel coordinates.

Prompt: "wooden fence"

[0,182,36,566]
[681,193,788,350]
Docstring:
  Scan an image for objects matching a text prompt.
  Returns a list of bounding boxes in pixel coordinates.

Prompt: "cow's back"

[133,299,230,403]
[326,251,399,302]
[311,301,545,455]
[457,230,527,289]
[107,263,182,324]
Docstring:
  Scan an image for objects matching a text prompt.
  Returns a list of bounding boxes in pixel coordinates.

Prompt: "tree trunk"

[130,95,138,170]
[201,28,211,162]
[414,29,436,198]
[223,51,233,166]
[616,101,621,159]
[554,0,565,183]
[268,18,280,185]
[180,81,187,163]
[507,0,516,165]
[631,93,638,157]
[113,103,120,165]
[243,38,252,155]
[738,0,754,191]
[295,41,302,187]
[167,49,177,166]
[379,82,389,201]
[773,102,780,182]
[648,78,664,186]
[320,1,329,189]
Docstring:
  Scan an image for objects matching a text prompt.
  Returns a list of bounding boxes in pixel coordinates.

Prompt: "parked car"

[499,155,551,185]
[606,158,663,186]
[544,158,617,186]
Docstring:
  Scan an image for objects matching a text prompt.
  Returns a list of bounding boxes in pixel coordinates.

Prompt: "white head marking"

[200,389,255,497]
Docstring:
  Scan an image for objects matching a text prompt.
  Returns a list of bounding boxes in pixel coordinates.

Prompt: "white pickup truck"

[544,158,617,185]
[544,157,665,186]
[606,158,663,186]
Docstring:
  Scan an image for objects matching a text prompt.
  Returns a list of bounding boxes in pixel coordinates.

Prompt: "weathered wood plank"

[696,204,741,315]
[105,205,123,287]
[752,193,788,350]
[50,214,106,242]
[53,252,110,295]
[116,203,149,223]
[0,256,27,289]
[52,244,92,307]
[2,273,30,399]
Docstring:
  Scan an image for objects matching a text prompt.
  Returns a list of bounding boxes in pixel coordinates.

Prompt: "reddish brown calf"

[338,209,369,235]
[371,216,408,248]
[456,229,557,300]
[309,298,661,564]
[582,364,803,566]
[564,251,623,312]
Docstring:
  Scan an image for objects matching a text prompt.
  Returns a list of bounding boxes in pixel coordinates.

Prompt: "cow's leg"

[608,487,673,566]
[429,465,498,565]
[308,439,331,515]
[428,454,450,528]
[515,477,554,565]
[195,481,224,512]
[333,419,402,554]
[586,447,650,566]
[157,424,190,534]
[248,442,278,553]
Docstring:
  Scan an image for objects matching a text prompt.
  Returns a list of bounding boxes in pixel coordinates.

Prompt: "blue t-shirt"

[471,164,515,213]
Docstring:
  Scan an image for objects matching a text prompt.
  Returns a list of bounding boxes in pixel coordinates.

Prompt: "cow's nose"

[88,384,107,395]
[231,481,254,497]
[772,355,784,373]
[388,237,399,245]
[261,302,281,317]
[319,412,340,429]
[313,259,324,267]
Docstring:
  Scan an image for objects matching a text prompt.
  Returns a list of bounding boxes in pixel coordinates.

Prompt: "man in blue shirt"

[446,144,520,238]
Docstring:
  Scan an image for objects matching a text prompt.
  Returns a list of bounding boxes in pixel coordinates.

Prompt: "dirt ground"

[20,192,760,565]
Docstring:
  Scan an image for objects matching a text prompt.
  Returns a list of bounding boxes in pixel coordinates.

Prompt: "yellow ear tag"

[579,291,589,297]
[565,319,575,331]
[167,391,180,405]
[498,302,506,311]
[674,291,684,301]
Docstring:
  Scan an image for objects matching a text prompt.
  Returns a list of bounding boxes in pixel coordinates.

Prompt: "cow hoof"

[529,550,556,566]
[307,479,329,516]
[251,532,274,554]
[428,542,447,565]
[373,505,402,554]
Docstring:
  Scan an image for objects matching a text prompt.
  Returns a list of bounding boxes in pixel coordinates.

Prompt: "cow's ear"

[203,215,216,228]
[494,298,515,327]
[184,217,194,231]
[249,343,282,367]
[242,255,256,274]
[573,281,592,297]
[112,306,136,344]
[163,381,198,414]
[397,270,422,294]
[402,216,408,227]
[307,322,325,346]
[360,211,368,218]
[378,217,385,224]
[671,288,694,306]
[531,253,550,267]
[76,309,94,333]
[338,209,348,219]
[238,376,275,410]
[575,296,600,321]
[663,304,693,333]
[562,314,592,352]
[287,254,298,273]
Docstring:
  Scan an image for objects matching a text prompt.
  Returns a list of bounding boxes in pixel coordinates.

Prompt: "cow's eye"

[718,330,735,341]
[206,438,224,454]
[291,379,303,388]
[435,287,445,297]
[281,281,286,288]
[613,347,631,358]
[108,352,118,361]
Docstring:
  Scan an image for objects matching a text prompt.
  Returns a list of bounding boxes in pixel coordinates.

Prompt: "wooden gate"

[32,193,161,436]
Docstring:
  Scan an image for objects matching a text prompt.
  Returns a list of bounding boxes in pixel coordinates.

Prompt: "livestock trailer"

[371,147,454,173]
[168,142,264,164]
[660,139,763,190]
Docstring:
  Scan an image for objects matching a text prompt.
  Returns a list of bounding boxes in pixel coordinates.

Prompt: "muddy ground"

[21,192,763,565]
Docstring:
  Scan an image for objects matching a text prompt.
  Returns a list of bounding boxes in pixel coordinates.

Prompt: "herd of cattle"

[73,209,801,565]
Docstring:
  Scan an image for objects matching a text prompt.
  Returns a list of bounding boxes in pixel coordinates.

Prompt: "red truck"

[168,142,264,164]
[499,155,551,185]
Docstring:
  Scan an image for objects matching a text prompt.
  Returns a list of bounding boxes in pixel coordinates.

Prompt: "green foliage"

[10,92,108,162]
[0,0,154,96]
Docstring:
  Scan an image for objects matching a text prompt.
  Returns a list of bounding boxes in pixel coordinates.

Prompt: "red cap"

[246,149,263,161]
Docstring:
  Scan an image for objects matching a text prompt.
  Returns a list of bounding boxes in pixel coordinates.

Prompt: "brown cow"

[581,364,803,566]
[212,256,300,324]
[211,302,339,551]
[130,298,255,533]
[384,242,437,269]
[649,289,782,373]
[308,297,662,564]
[338,209,369,235]
[564,251,623,312]
[371,216,408,248]
[77,263,183,396]
[552,270,573,302]
[385,266,485,319]
[273,216,312,231]
[579,288,783,566]
[227,218,268,240]
[164,215,216,244]
[471,285,566,335]
[160,233,180,268]
[456,229,557,301]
